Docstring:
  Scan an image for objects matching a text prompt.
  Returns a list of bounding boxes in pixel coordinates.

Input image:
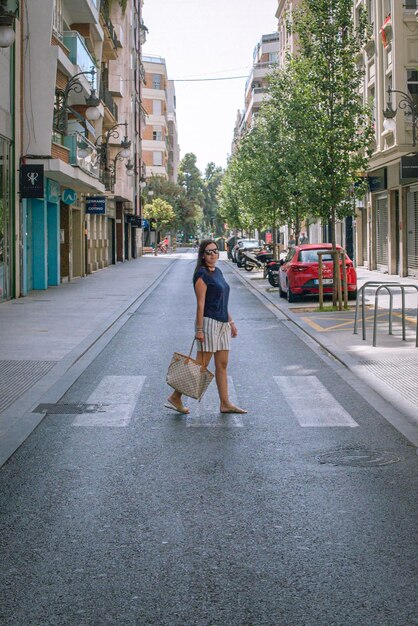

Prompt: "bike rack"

[353,281,418,347]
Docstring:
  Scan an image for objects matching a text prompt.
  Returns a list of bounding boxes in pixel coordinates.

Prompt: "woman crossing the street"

[165,239,247,415]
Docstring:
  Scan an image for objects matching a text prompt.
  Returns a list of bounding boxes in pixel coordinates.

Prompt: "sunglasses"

[204,248,219,256]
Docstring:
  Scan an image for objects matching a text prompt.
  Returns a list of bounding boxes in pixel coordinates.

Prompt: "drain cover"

[316,449,401,467]
[33,403,105,415]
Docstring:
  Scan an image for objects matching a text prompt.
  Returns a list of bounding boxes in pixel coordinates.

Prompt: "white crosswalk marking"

[274,376,358,427]
[73,376,146,427]
[187,376,244,427]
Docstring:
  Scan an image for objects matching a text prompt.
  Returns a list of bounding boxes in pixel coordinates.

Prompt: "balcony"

[64,131,100,179]
[63,31,97,88]
[99,82,118,122]
[100,4,120,59]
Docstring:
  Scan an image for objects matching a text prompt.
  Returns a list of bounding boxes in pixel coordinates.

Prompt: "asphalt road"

[0,257,417,626]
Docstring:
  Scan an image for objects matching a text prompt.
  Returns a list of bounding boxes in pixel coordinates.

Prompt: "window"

[407,70,418,110]
[152,73,162,89]
[153,129,162,141]
[268,52,278,64]
[153,151,163,166]
[405,0,417,8]
[152,100,162,115]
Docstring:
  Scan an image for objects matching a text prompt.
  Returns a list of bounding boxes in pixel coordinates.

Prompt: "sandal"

[164,399,189,414]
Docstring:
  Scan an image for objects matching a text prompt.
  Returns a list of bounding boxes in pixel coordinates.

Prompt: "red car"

[278,243,357,302]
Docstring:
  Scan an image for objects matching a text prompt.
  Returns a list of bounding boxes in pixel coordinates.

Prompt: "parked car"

[234,239,262,266]
[278,243,357,302]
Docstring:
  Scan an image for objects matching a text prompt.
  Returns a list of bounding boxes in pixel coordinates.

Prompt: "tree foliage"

[221,0,373,268]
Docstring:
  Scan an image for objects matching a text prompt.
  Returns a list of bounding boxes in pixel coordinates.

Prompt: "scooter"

[241,250,264,272]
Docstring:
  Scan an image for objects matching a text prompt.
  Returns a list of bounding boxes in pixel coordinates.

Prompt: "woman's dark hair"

[193,239,217,279]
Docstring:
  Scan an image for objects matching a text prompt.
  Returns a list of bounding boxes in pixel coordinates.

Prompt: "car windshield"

[298,249,335,263]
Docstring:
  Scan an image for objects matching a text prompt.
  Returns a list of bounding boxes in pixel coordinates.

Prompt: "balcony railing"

[63,31,97,88]
[99,82,118,120]
[100,4,119,49]
[64,131,100,179]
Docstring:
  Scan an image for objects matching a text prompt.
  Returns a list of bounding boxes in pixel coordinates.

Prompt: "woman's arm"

[194,277,207,341]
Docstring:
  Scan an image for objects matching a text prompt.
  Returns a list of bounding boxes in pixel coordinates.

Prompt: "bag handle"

[187,339,207,372]
[188,338,204,357]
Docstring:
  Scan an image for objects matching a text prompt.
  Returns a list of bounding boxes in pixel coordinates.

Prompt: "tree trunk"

[154,227,159,256]
[272,223,278,259]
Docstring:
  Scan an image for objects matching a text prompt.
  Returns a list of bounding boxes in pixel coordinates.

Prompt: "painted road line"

[274,376,358,427]
[187,376,244,427]
[73,375,146,427]
[302,312,386,333]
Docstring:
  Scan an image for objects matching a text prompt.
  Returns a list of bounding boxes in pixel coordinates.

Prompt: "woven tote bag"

[166,340,214,401]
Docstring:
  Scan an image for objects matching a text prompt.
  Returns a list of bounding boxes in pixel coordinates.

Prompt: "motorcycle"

[266,259,281,287]
[256,250,274,278]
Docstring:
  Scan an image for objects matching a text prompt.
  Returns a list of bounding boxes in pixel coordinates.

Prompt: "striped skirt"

[201,316,231,352]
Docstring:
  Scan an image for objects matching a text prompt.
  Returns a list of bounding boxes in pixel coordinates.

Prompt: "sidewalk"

[0,255,174,466]
[229,262,418,445]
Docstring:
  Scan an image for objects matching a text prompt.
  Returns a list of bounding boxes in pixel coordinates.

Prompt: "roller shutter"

[407,191,418,273]
[376,196,388,268]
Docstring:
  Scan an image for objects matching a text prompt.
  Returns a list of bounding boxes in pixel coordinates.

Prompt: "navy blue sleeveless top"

[193,267,230,322]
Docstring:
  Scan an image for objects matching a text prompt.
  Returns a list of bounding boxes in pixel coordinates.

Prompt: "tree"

[177,153,205,241]
[143,198,175,255]
[203,163,224,237]
[145,175,194,235]
[291,0,373,303]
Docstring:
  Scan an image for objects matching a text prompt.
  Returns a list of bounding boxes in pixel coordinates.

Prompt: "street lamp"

[54,66,101,135]
[95,121,131,190]
[125,159,137,177]
[383,86,418,146]
[0,0,18,48]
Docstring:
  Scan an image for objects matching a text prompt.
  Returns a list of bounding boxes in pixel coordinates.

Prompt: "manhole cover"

[316,449,401,467]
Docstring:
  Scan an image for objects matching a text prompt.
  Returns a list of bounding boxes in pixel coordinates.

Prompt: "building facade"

[142,55,169,179]
[357,0,418,276]
[0,0,146,301]
[233,33,279,145]
[141,55,179,182]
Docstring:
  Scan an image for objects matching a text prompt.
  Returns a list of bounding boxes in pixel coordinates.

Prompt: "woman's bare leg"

[214,350,247,413]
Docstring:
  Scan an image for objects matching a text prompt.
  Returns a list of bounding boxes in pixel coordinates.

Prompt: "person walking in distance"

[166,239,247,415]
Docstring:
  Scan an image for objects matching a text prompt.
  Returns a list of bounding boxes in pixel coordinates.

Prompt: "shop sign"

[127,215,143,227]
[367,168,387,192]
[86,196,106,214]
[62,188,77,205]
[400,155,418,180]
[20,164,44,198]
[47,179,60,203]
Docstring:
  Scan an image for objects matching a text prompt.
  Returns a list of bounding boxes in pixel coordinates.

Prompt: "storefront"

[23,177,60,293]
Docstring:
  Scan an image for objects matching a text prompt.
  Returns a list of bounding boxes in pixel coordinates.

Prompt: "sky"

[142,0,278,173]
